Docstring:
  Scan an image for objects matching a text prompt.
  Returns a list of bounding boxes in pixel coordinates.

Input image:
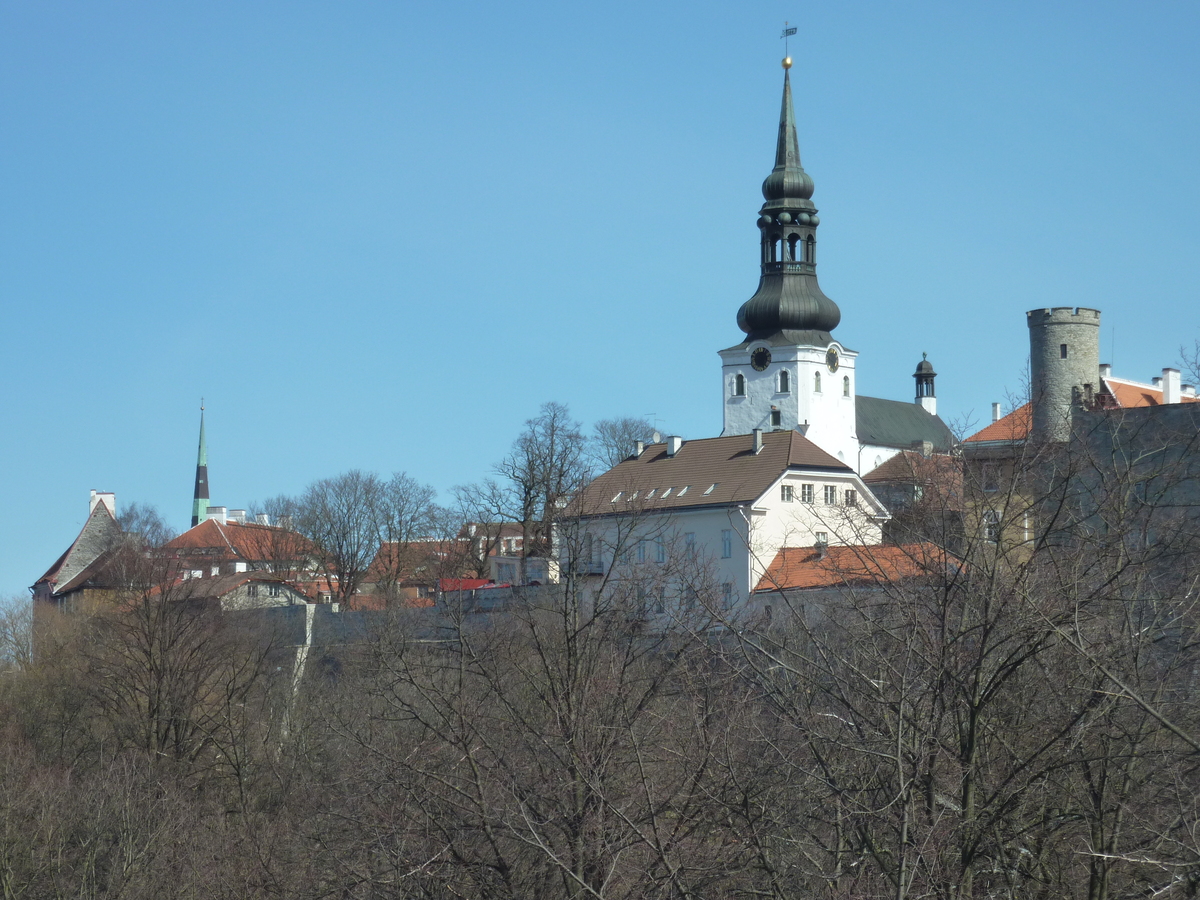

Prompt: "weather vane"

[781,21,797,66]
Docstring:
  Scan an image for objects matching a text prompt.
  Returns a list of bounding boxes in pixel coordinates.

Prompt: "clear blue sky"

[4,1,1198,598]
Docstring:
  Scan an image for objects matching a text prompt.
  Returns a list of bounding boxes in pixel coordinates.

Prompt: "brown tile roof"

[573,431,850,518]
[963,404,1032,444]
[754,542,948,592]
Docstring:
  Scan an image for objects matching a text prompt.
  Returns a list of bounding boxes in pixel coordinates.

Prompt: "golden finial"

[782,57,792,69]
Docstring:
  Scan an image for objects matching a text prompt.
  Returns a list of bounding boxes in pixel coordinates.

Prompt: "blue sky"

[3,1,1198,597]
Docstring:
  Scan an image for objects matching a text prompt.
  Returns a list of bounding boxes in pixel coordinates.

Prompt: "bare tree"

[590,415,657,470]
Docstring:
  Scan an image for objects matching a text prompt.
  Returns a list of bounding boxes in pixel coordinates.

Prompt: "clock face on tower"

[750,347,772,371]
[826,348,840,372]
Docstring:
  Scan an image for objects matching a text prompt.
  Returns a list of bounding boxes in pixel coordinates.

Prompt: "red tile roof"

[963,404,1032,444]
[755,542,948,592]
[1102,377,1199,409]
[164,519,317,562]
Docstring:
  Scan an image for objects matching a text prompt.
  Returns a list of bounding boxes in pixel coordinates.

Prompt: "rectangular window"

[721,529,733,559]
[684,587,699,609]
[247,584,258,599]
[268,584,281,598]
[781,484,794,502]
[637,540,646,563]
[824,485,838,505]
[801,484,814,504]
[1060,343,1068,359]
[844,489,857,507]
[722,582,733,610]
[814,531,828,545]
[770,410,782,427]
[983,510,1001,543]
[684,532,695,558]
[655,537,665,564]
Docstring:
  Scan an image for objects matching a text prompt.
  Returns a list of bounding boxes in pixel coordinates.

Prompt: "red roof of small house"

[438,578,499,592]
[963,404,1032,445]
[754,542,948,592]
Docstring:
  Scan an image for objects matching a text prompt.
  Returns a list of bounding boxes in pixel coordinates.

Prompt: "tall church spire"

[735,59,841,346]
[191,402,209,528]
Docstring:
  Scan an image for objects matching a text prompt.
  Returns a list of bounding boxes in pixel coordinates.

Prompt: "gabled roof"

[572,431,851,518]
[754,542,948,592]
[164,519,317,562]
[856,396,955,452]
[34,501,123,593]
[962,403,1032,445]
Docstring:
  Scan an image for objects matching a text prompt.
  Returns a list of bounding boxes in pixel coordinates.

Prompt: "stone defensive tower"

[1027,307,1100,442]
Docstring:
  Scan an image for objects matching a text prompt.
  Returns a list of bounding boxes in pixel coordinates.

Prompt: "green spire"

[761,69,814,204]
[191,402,209,527]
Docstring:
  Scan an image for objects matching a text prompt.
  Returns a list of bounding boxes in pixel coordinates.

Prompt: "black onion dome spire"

[735,62,841,346]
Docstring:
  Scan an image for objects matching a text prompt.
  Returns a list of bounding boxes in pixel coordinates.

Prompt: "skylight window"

[660,487,673,498]
[611,492,623,503]
[704,484,718,495]
[678,486,690,496]
[628,491,639,501]
[645,489,657,499]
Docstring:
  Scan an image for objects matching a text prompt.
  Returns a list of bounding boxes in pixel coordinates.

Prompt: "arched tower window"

[806,235,815,264]
[814,371,822,393]
[787,234,800,261]
[771,238,781,262]
[734,373,745,397]
[779,370,790,393]
[843,375,850,397]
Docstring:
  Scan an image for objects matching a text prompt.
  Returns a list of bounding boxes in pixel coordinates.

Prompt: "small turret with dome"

[735,57,841,346]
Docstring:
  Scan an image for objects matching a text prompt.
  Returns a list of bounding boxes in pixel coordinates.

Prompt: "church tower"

[719,58,858,465]
[191,403,210,527]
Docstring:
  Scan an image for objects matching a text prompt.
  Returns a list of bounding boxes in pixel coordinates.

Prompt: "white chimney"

[255,513,270,526]
[991,403,1002,423]
[206,506,228,525]
[752,428,764,454]
[632,440,644,459]
[1099,363,1112,379]
[89,490,116,517]
[228,509,247,525]
[1183,384,1196,398]
[1153,377,1163,389]
[1163,368,1181,405]
[666,435,683,457]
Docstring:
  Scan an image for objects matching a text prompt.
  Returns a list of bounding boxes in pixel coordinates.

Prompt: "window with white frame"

[983,509,1001,542]
[844,489,857,507]
[655,537,665,564]
[801,483,814,504]
[824,485,838,505]
[637,540,646,563]
[684,532,695,558]
[814,531,828,545]
[781,484,794,502]
[721,529,732,558]
[722,583,733,609]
